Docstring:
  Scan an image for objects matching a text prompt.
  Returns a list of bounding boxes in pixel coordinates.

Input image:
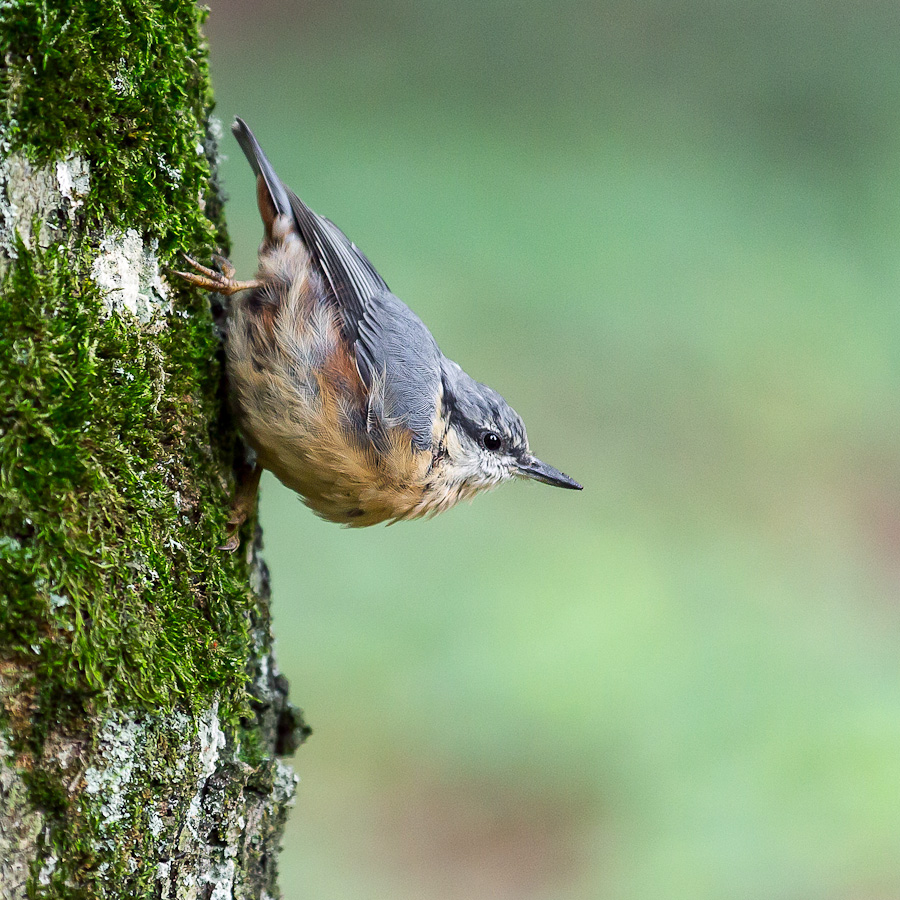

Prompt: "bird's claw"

[218,463,263,553]
[175,253,261,296]
[218,530,242,553]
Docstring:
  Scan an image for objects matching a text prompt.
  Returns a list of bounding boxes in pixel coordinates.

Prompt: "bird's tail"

[232,117,293,224]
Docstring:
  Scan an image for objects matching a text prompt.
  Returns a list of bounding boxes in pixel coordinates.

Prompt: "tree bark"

[0,2,307,897]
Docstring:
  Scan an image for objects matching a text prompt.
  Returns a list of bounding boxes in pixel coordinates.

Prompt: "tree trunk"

[0,2,307,897]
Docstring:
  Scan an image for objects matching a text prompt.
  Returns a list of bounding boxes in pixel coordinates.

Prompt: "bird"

[177,117,581,549]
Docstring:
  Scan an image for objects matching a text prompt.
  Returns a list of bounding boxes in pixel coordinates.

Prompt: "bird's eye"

[481,431,502,452]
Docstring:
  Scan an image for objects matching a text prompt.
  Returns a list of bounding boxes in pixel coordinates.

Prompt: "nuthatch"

[178,118,581,547]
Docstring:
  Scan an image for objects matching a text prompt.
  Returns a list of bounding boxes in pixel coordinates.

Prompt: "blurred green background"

[204,2,900,898]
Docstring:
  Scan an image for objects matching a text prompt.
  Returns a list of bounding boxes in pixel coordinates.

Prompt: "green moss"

[0,0,227,250]
[0,242,258,743]
[0,0,258,742]
[20,769,68,818]
[0,4,302,892]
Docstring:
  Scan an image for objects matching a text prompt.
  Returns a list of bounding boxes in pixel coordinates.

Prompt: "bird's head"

[440,361,582,496]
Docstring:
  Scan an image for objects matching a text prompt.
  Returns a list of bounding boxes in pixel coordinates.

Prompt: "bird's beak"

[516,456,583,490]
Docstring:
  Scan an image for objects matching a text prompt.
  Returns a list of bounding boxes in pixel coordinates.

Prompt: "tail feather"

[232,117,292,220]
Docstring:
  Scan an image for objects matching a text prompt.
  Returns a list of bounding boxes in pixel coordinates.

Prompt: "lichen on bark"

[0,1,306,897]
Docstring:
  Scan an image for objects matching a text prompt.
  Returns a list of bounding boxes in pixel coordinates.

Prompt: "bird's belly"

[256,435,429,526]
[228,328,432,526]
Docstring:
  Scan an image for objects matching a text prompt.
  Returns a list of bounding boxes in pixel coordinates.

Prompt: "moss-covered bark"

[0,2,307,896]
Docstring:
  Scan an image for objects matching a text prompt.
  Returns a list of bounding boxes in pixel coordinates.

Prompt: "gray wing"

[285,193,442,449]
[352,289,442,450]
[286,190,442,451]
[286,191,387,341]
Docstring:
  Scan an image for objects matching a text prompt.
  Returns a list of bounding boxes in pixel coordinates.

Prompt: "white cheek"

[453,453,485,485]
[474,451,515,487]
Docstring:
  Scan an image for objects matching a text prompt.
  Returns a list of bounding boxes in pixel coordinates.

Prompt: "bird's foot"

[175,253,262,296]
[220,463,263,552]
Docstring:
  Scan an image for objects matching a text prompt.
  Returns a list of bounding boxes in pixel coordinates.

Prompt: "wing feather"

[287,192,387,341]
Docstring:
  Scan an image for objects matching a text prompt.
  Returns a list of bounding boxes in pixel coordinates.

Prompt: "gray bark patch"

[0,732,44,900]
[0,147,90,261]
[90,229,172,325]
